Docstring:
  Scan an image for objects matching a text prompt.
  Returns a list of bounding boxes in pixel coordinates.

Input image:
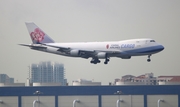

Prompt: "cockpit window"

[150,40,155,42]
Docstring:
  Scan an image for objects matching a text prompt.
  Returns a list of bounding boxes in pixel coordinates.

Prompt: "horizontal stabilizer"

[19,44,47,49]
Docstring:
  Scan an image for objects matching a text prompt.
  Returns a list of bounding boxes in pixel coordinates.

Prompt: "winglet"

[25,22,54,44]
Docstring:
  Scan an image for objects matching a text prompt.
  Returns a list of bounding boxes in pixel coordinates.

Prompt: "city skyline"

[1,70,180,85]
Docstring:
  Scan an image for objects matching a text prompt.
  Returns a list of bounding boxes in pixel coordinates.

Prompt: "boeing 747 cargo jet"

[19,22,164,64]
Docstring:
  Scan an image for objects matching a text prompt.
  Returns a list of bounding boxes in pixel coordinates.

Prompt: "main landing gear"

[90,58,110,64]
[147,54,151,62]
[104,58,110,64]
[90,58,100,64]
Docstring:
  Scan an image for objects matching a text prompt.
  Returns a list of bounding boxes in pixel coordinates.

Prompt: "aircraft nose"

[159,45,164,51]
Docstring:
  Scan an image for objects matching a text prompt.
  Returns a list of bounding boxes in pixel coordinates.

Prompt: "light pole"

[157,99,164,107]
[73,99,80,107]
[114,91,123,107]
[33,91,43,107]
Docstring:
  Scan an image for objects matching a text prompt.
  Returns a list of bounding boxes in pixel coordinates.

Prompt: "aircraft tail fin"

[25,22,55,44]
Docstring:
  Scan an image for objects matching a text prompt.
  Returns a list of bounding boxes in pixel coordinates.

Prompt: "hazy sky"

[0,0,180,85]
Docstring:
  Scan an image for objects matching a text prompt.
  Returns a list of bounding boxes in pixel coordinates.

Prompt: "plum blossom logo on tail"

[30,28,45,43]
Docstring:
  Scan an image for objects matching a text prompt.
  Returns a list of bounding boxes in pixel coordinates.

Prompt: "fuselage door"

[136,40,141,47]
[145,40,149,44]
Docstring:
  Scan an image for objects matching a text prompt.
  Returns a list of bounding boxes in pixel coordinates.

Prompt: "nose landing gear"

[147,54,151,62]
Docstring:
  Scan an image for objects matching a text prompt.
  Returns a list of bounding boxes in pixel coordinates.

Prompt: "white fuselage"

[32,38,164,59]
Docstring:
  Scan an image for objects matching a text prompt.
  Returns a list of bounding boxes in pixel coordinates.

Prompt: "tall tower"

[53,62,67,85]
[29,61,67,86]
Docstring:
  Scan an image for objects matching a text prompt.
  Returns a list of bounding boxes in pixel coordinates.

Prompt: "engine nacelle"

[70,50,80,56]
[96,52,107,59]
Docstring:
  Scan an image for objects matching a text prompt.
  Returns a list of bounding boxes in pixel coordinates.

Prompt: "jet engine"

[96,52,107,59]
[69,50,80,56]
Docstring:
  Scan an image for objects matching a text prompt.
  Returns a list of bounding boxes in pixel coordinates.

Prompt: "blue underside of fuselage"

[124,45,164,55]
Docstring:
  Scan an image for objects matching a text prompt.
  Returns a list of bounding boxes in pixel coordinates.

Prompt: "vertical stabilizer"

[25,22,54,44]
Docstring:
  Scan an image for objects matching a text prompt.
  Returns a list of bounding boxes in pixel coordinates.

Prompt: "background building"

[29,61,67,86]
[158,76,180,85]
[0,74,25,87]
[115,73,157,85]
[0,74,14,83]
[72,79,101,86]
[114,73,180,86]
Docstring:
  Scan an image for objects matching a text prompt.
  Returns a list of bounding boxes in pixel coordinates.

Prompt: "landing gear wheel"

[147,59,151,62]
[147,55,151,62]
[104,61,108,64]
[97,60,101,63]
[90,58,100,64]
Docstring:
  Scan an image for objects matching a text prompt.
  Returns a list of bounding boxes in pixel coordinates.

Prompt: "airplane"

[19,22,164,64]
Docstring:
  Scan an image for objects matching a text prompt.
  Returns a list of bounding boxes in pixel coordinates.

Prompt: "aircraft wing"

[43,44,71,52]
[44,44,95,58]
